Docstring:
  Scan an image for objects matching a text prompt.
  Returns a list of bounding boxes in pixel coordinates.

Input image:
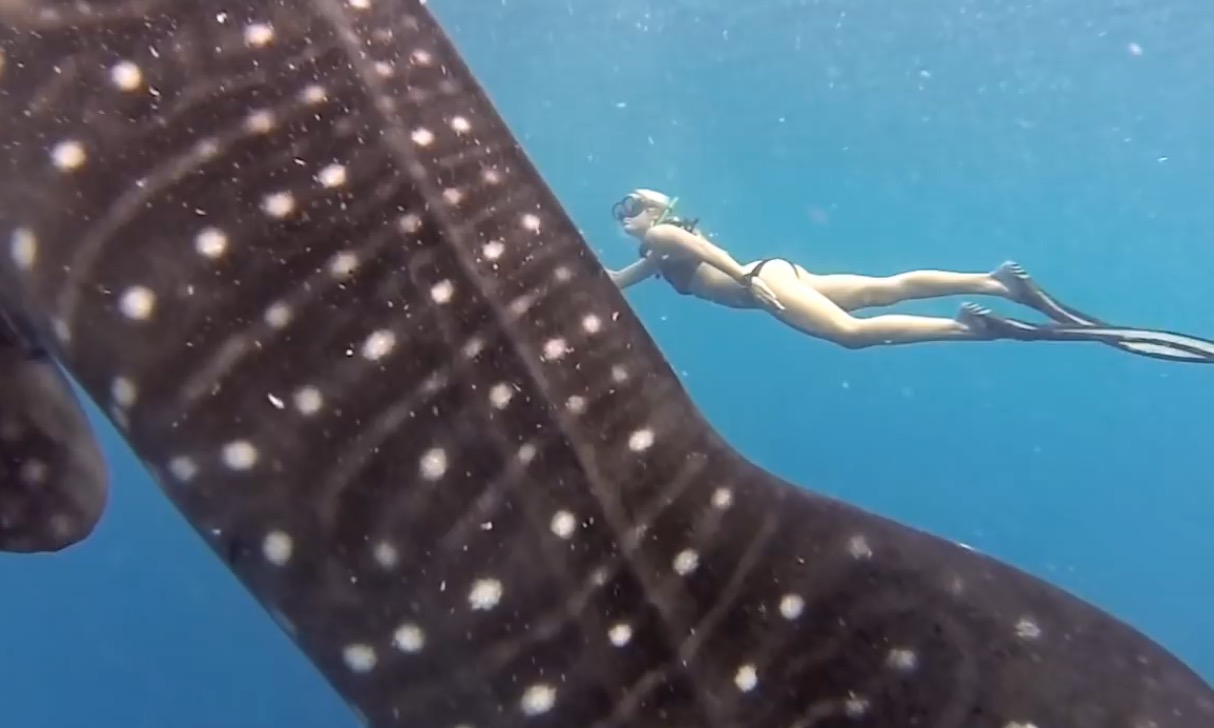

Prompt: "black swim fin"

[992,262,1118,327]
[959,302,1214,363]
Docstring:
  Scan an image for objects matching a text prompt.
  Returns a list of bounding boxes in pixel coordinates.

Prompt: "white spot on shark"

[342,644,377,673]
[243,22,274,47]
[263,530,293,566]
[550,511,576,539]
[50,140,86,170]
[520,684,556,715]
[195,228,228,259]
[608,622,632,646]
[10,227,36,270]
[118,286,156,320]
[468,578,502,610]
[628,428,654,452]
[222,440,258,470]
[420,448,447,480]
[392,623,424,653]
[734,664,758,692]
[109,60,143,91]
[673,549,699,575]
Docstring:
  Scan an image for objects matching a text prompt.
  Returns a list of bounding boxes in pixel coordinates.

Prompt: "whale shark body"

[0,1,1211,727]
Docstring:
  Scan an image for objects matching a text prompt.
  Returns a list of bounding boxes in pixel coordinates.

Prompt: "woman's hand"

[746,276,785,311]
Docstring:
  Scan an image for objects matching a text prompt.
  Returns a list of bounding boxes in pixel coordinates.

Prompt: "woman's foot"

[956,302,1011,340]
[991,261,1045,307]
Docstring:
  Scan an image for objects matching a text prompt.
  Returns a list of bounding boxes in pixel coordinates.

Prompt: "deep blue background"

[2,1,1211,725]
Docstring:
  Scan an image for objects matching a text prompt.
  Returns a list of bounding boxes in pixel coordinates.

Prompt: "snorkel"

[653,196,679,225]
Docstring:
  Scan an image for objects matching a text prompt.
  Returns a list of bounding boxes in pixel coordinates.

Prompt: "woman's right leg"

[807,268,1013,312]
[755,261,980,348]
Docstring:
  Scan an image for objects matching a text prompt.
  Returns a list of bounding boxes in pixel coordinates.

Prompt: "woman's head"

[611,188,673,238]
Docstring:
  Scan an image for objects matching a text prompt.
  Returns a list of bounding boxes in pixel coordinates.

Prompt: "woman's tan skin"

[608,190,1019,349]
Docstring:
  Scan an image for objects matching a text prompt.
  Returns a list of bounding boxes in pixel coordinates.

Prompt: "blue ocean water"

[2,1,1212,726]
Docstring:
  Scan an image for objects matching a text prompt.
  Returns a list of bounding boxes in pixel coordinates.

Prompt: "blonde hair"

[630,188,672,211]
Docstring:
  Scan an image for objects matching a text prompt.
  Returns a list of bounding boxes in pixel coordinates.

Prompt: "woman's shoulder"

[644,221,697,246]
[659,215,700,233]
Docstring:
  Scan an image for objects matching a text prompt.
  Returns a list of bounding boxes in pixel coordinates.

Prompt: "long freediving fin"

[992,262,1114,327]
[960,302,1214,363]
[989,261,1214,362]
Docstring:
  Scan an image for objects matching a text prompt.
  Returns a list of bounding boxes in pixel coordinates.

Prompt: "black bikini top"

[636,216,704,296]
[637,245,698,296]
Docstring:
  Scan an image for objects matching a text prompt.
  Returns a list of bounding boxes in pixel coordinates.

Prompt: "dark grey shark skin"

[0,1,1211,727]
[0,305,107,552]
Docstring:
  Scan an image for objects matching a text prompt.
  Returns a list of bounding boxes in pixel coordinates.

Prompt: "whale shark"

[0,306,106,552]
[0,1,1211,727]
